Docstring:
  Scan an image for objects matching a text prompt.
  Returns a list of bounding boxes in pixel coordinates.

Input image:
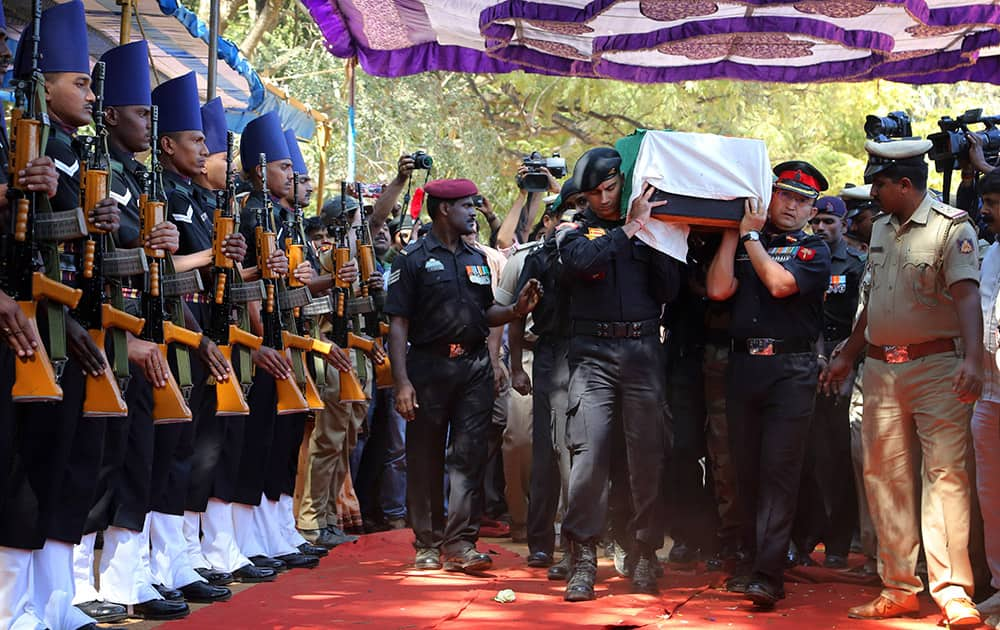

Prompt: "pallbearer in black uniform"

[791,195,865,569]
[556,148,680,601]
[385,178,541,574]
[147,71,236,605]
[0,3,66,627]
[71,39,191,625]
[7,4,123,628]
[707,161,832,608]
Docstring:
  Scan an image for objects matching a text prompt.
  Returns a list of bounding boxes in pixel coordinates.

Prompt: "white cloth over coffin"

[627,131,772,262]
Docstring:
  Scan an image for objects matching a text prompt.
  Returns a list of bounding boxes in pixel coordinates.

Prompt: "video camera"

[517,151,567,192]
[864,111,912,141]
[410,150,433,170]
[927,108,1000,173]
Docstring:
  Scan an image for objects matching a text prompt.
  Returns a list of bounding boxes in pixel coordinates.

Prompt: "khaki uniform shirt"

[864,193,979,346]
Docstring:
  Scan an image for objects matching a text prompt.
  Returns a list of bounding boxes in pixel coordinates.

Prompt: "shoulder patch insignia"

[797,247,816,261]
[586,227,606,241]
[388,269,401,285]
[958,237,975,254]
[109,188,132,207]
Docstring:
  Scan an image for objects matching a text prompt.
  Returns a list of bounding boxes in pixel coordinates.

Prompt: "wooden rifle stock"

[83,305,146,418]
[280,331,323,411]
[214,325,262,416]
[149,322,202,424]
[12,273,84,402]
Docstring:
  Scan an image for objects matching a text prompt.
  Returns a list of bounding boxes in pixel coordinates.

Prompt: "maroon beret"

[423,178,478,200]
[814,196,847,218]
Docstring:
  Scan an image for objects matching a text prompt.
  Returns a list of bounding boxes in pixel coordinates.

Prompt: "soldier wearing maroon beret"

[384,178,542,573]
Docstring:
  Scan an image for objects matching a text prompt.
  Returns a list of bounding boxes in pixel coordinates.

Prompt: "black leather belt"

[730,336,814,355]
[572,318,659,339]
[411,341,486,359]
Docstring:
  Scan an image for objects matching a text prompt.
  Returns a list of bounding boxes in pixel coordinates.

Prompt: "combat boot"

[564,542,598,602]
[631,552,660,595]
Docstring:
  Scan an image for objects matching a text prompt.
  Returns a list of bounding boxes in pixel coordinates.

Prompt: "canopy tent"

[301,0,1000,85]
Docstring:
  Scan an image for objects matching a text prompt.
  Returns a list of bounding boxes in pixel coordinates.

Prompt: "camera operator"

[958,133,996,241]
[496,162,562,252]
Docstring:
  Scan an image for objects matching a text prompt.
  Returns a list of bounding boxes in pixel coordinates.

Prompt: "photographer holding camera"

[495,154,564,251]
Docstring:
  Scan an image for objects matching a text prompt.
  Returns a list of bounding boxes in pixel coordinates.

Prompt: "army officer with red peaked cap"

[706,160,832,609]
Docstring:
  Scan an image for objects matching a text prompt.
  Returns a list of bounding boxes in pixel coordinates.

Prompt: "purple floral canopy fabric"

[300,0,1000,84]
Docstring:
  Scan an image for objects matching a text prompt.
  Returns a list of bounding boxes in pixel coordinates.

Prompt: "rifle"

[76,61,147,417]
[138,106,201,423]
[255,153,309,415]
[329,196,367,403]
[207,131,260,415]
[352,182,392,389]
[5,0,87,401]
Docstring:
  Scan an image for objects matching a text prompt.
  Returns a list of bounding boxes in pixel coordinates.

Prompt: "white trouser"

[98,524,161,605]
[71,534,99,605]
[972,400,1000,589]
[202,499,250,573]
[182,511,211,571]
[0,546,45,630]
[149,512,205,590]
[253,499,296,558]
[31,540,94,630]
[278,495,308,549]
[232,499,269,559]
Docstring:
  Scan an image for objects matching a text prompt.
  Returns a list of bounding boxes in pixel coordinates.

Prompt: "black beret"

[571,147,622,193]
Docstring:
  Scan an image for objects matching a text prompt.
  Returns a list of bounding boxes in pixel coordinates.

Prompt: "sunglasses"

[809,217,840,226]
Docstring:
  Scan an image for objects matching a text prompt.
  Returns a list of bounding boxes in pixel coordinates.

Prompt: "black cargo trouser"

[526,336,570,556]
[726,351,817,583]
[405,346,493,555]
[562,334,667,553]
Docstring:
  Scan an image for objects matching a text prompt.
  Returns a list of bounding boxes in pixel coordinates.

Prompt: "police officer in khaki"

[825,139,983,627]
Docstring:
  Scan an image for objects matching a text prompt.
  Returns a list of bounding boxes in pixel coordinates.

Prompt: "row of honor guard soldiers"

[0,3,380,628]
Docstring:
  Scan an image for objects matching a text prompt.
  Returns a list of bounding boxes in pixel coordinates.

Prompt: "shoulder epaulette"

[931,202,968,222]
[846,246,867,261]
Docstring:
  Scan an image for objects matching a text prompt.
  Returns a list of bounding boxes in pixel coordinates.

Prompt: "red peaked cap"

[423,178,479,200]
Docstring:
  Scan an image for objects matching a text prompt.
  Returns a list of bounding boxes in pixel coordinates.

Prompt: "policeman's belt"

[410,341,486,359]
[572,318,659,339]
[730,337,813,355]
[866,338,956,364]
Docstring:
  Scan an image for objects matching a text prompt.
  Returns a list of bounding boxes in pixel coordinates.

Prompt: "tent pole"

[315,122,329,214]
[118,0,132,45]
[207,0,220,101]
[346,57,357,183]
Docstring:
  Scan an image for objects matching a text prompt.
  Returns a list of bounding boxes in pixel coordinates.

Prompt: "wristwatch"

[740,230,761,243]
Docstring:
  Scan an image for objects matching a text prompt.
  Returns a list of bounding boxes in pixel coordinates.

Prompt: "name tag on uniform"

[425,258,444,272]
[466,265,491,285]
[827,274,847,294]
[767,246,799,263]
[586,227,606,240]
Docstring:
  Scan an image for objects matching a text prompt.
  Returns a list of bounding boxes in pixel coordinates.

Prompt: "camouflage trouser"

[703,343,741,545]
[849,363,877,559]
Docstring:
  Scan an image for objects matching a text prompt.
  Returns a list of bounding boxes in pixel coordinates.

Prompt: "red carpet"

[167,530,951,629]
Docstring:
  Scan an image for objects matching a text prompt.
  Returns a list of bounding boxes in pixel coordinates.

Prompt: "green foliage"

[224,6,1000,213]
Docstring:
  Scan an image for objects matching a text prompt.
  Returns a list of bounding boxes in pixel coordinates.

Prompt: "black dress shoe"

[298,542,329,557]
[527,551,553,568]
[745,579,785,608]
[233,563,277,583]
[725,574,752,593]
[75,600,128,623]
[275,552,320,569]
[415,548,442,570]
[547,554,571,581]
[154,584,184,601]
[443,547,492,573]
[127,599,190,620]
[195,567,234,586]
[180,580,232,603]
[249,555,288,571]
